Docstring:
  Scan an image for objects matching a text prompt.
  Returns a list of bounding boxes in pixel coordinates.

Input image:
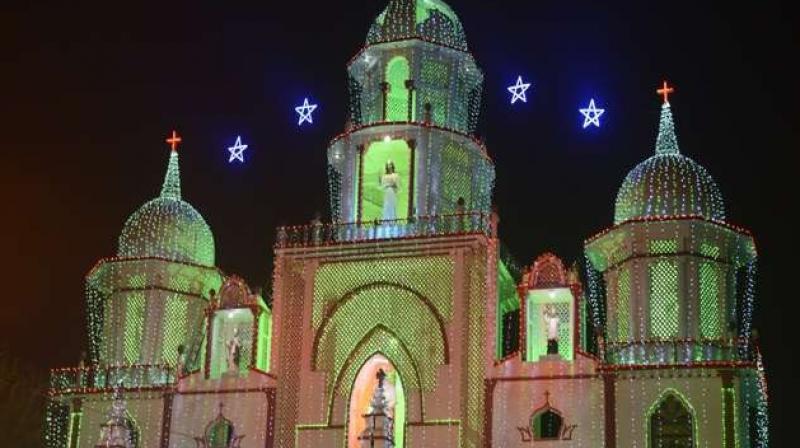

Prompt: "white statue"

[380,161,400,221]
[226,328,242,373]
[542,304,560,355]
[543,304,560,340]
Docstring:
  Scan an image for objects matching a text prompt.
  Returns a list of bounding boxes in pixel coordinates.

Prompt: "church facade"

[45,1,770,447]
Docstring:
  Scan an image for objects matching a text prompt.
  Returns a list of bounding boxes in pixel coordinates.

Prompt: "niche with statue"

[205,276,272,379]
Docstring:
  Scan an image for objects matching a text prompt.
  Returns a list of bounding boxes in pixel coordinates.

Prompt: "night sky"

[1,0,795,442]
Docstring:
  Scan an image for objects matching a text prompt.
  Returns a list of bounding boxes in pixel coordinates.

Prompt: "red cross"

[657,81,674,104]
[166,130,182,151]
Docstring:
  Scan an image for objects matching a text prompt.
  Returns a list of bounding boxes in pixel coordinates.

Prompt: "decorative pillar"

[357,144,366,223]
[603,373,616,448]
[720,370,736,448]
[380,82,390,121]
[423,102,432,125]
[404,79,415,121]
[407,139,416,218]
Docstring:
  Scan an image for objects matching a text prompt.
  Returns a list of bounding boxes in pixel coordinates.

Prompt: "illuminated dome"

[367,0,468,51]
[614,103,725,225]
[117,149,215,266]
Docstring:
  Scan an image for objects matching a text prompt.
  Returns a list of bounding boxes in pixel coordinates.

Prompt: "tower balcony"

[48,363,175,395]
[275,211,494,249]
[602,336,757,367]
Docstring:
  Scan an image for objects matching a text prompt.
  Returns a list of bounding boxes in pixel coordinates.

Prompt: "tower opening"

[385,56,412,122]
[348,354,406,448]
[359,139,413,223]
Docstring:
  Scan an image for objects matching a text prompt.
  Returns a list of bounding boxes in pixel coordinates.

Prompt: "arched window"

[649,393,694,447]
[385,56,411,121]
[529,395,564,441]
[206,417,234,448]
[534,409,563,439]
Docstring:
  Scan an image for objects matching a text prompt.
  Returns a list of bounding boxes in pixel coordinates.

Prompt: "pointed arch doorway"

[348,354,406,448]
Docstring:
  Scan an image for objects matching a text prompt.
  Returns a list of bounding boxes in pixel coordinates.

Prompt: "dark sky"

[1,0,795,442]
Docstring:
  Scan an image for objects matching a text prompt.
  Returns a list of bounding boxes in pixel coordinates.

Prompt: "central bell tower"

[326,0,494,224]
[271,1,501,447]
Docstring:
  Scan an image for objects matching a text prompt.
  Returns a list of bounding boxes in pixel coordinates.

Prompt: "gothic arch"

[312,281,449,369]
[312,282,448,426]
[528,253,567,289]
[328,325,424,425]
[646,389,697,448]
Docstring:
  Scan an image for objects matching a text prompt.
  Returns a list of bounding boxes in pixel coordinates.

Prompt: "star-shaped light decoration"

[227,136,248,163]
[295,98,318,126]
[507,76,531,104]
[579,99,605,128]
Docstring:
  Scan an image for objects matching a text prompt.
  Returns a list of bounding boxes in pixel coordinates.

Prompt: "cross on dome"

[166,130,182,152]
[657,81,674,104]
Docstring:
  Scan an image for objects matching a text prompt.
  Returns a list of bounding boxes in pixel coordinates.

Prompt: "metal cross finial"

[166,130,182,152]
[657,80,675,104]
[376,368,386,388]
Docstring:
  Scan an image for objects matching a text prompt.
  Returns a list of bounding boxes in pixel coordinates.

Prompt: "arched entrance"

[348,354,406,448]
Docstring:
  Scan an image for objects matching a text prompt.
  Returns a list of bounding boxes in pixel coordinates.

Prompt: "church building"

[45,1,770,447]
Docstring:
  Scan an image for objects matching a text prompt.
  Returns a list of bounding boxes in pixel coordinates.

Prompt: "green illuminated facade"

[45,1,769,447]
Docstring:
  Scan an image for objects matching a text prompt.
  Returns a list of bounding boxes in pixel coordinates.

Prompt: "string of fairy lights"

[43,1,770,447]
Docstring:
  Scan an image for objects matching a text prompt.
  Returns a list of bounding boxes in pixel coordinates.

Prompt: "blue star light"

[507,76,531,104]
[295,98,318,126]
[579,99,605,128]
[228,136,248,163]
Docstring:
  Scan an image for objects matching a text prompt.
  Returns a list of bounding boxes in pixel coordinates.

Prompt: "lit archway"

[348,354,406,448]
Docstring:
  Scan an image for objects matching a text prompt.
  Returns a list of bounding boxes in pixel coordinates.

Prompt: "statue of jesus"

[542,304,560,355]
[380,161,400,221]
[226,328,242,373]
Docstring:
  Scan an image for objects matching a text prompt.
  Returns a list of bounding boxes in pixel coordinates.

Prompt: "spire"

[654,81,679,155]
[160,131,182,199]
[655,100,680,156]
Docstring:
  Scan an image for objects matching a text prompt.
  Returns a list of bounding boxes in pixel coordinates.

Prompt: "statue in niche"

[226,328,242,373]
[542,304,560,354]
[380,160,400,221]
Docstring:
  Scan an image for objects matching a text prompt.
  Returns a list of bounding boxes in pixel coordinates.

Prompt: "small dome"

[614,103,725,225]
[118,197,215,265]
[117,149,215,266]
[367,0,468,51]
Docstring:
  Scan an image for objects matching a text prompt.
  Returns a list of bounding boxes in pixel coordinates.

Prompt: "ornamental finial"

[166,130,182,152]
[657,80,674,104]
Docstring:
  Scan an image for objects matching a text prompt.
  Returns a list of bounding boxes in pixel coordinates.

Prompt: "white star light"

[579,99,605,128]
[227,136,248,163]
[295,98,318,126]
[507,76,531,104]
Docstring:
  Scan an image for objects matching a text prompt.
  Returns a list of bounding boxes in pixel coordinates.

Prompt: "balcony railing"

[604,338,755,366]
[49,364,175,392]
[275,212,494,248]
